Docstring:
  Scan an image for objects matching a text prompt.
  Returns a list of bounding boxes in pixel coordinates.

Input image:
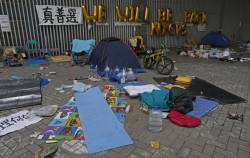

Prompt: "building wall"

[0,0,249,52]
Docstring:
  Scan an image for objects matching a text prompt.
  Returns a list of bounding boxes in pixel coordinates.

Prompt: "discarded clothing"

[123,84,160,97]
[164,84,185,90]
[140,89,171,111]
[175,76,192,84]
[168,110,201,127]
[169,87,194,114]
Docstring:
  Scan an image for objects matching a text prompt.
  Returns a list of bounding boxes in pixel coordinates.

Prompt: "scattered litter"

[88,76,101,82]
[125,105,131,113]
[49,71,57,75]
[34,144,58,158]
[30,131,40,138]
[69,76,88,81]
[10,75,22,80]
[240,58,250,62]
[55,84,73,93]
[32,72,42,79]
[162,112,168,119]
[46,140,59,144]
[227,113,243,121]
[31,105,58,117]
[40,78,50,87]
[72,80,91,92]
[140,106,149,114]
[150,141,160,149]
[61,140,88,154]
[0,110,42,136]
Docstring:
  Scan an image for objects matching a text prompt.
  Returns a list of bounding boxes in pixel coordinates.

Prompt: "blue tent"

[89,37,143,72]
[200,31,231,48]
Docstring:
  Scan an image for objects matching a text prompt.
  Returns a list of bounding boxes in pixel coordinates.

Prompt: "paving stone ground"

[0,54,250,158]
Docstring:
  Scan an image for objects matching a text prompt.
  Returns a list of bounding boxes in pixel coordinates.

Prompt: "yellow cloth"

[48,56,71,62]
[175,76,192,84]
[164,84,185,90]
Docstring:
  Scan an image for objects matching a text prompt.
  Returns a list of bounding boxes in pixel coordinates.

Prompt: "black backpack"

[169,87,195,114]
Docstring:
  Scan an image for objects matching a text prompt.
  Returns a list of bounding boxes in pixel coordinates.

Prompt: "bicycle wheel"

[143,55,154,69]
[156,57,174,75]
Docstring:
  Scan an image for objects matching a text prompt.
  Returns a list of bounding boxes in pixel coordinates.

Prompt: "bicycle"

[143,44,174,75]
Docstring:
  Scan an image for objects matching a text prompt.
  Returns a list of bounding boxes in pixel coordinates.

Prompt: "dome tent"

[89,37,143,73]
[200,31,231,48]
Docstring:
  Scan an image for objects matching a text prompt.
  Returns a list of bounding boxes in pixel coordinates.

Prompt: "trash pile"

[0,69,246,156]
[178,31,250,62]
[179,46,237,60]
[0,36,247,157]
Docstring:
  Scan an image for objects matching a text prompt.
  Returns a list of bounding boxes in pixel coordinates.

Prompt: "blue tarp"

[26,58,49,65]
[75,87,133,154]
[187,97,219,118]
[200,31,230,48]
[71,39,95,55]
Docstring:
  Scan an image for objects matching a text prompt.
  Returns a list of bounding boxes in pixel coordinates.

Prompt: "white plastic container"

[148,107,163,132]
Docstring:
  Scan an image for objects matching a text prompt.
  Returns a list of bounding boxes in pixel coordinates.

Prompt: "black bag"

[169,87,195,114]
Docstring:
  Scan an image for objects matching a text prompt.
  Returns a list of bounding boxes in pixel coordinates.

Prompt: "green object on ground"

[140,90,171,111]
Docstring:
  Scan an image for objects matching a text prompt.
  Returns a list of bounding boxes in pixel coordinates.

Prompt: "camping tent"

[200,31,230,48]
[89,37,143,72]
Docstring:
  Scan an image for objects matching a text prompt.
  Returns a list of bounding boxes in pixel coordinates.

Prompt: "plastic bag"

[31,105,58,117]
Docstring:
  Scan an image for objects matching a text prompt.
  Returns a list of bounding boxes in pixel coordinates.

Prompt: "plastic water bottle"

[126,68,136,81]
[104,66,110,78]
[148,106,163,132]
[114,66,120,75]
[120,68,126,84]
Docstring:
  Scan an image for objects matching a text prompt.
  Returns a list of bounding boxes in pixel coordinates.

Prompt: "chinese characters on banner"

[0,15,11,32]
[0,110,42,136]
[36,5,83,25]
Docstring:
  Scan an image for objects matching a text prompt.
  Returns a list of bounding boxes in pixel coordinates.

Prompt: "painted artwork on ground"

[39,99,84,141]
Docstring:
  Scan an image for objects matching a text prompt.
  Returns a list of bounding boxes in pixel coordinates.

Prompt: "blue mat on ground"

[187,96,219,118]
[26,58,49,65]
[75,87,133,154]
